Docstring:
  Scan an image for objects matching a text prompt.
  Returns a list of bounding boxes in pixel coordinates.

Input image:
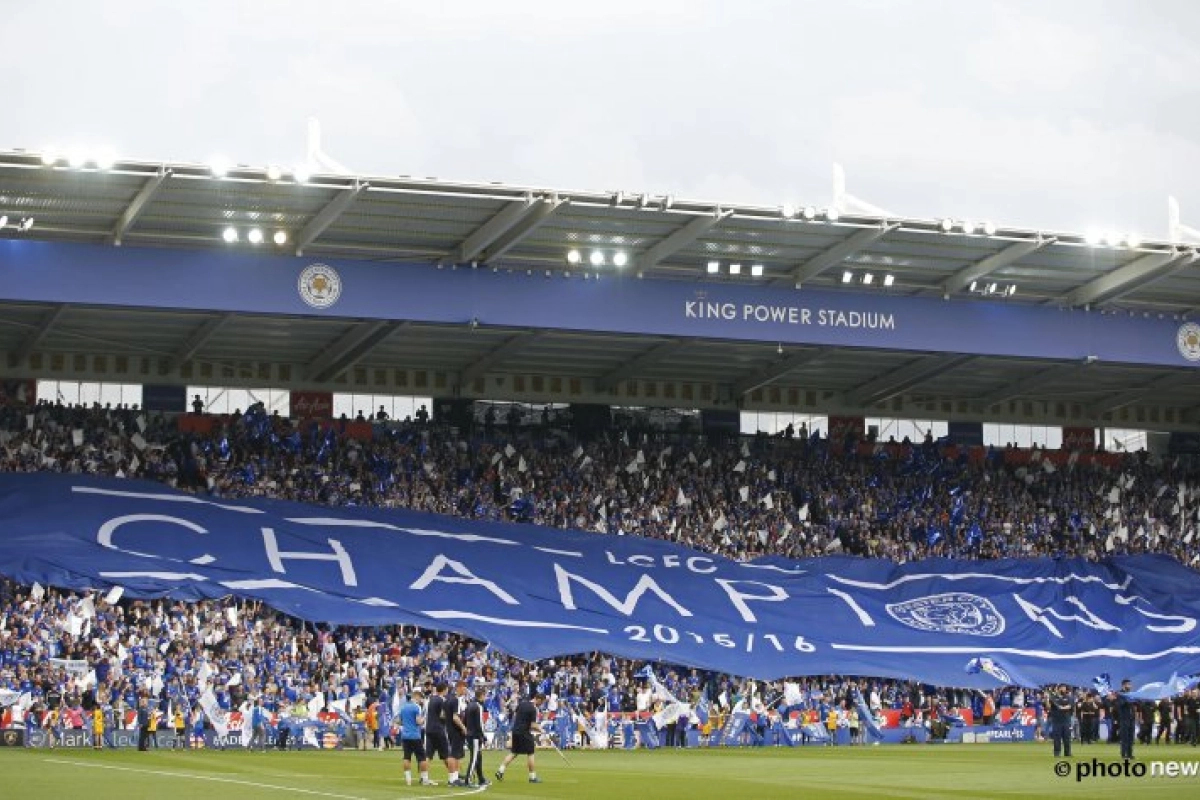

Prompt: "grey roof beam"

[1065,250,1193,308]
[941,236,1054,295]
[109,167,172,246]
[1089,372,1199,417]
[172,313,231,367]
[732,348,827,396]
[458,330,541,386]
[306,320,399,382]
[295,181,368,256]
[638,209,731,269]
[446,194,538,265]
[16,304,68,362]
[482,196,568,262]
[977,361,1090,408]
[846,353,976,407]
[791,223,900,284]
[595,339,695,392]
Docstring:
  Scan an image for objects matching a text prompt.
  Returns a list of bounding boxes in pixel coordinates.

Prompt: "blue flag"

[965,656,1038,688]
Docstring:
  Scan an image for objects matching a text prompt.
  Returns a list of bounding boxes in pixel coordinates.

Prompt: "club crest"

[886,592,1005,636]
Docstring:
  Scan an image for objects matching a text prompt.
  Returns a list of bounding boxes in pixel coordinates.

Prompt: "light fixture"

[862,272,874,285]
[729,263,742,275]
[589,251,605,267]
[662,195,674,210]
[842,270,853,284]
[273,230,288,245]
[969,281,978,292]
[292,164,311,184]
[94,150,116,170]
[247,228,264,244]
[1104,231,1121,247]
[222,227,238,243]
[750,264,764,277]
[40,149,58,166]
[939,218,954,233]
[825,207,840,222]
[961,220,975,235]
[986,282,998,294]
[781,204,796,219]
[1005,284,1017,296]
[67,150,88,168]
[266,164,283,181]
[566,249,582,265]
[883,273,894,287]
[209,157,230,178]
[613,251,628,267]
[17,217,33,232]
[0,215,6,228]
[1085,229,1103,246]
[982,221,997,236]
[1125,232,1141,249]
[706,260,719,274]
[801,206,817,220]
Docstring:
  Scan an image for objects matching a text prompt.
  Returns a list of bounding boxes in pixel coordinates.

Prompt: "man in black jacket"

[1114,680,1136,760]
[464,687,489,787]
[496,693,546,784]
[1048,685,1075,758]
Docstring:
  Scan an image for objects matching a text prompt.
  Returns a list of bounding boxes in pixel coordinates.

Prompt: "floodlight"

[969,281,978,292]
[273,230,288,245]
[18,217,33,232]
[986,282,998,294]
[1005,284,1017,296]
[40,148,58,166]
[1085,229,1103,246]
[1104,231,1121,247]
[801,206,817,220]
[222,227,238,243]
[68,150,88,168]
[94,149,116,170]
[842,271,853,283]
[292,164,311,184]
[982,221,997,236]
[266,164,283,181]
[248,228,264,244]
[750,264,764,277]
[613,251,628,267]
[939,218,954,233]
[1125,232,1141,249]
[706,261,719,274]
[729,263,742,275]
[590,251,605,266]
[781,204,796,219]
[209,157,230,178]
[566,249,582,265]
[961,220,975,235]
[825,207,840,222]
[883,273,894,287]
[0,215,6,228]
[862,273,874,285]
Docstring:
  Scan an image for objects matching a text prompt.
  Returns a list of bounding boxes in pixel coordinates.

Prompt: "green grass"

[6,743,1200,799]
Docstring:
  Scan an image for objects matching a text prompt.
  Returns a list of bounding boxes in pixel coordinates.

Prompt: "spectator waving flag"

[965,656,1037,688]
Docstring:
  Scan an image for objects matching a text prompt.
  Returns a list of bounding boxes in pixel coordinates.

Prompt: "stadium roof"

[2,150,1199,428]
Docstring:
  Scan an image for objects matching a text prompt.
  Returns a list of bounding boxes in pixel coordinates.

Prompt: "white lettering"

[97,514,214,564]
[688,556,717,574]
[1012,594,1119,639]
[827,587,876,626]
[555,564,692,617]
[715,578,789,623]
[628,555,655,567]
[261,527,358,587]
[409,554,518,604]
[1117,595,1197,633]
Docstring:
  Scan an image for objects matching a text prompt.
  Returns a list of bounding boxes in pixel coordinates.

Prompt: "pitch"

[6,744,1200,799]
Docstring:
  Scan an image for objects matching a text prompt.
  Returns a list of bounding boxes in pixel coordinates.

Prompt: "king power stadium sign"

[1,475,1199,687]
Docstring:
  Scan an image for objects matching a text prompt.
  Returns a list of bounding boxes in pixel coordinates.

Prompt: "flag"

[1124,673,1200,702]
[199,689,230,737]
[850,688,883,740]
[965,656,1037,688]
[695,692,710,725]
[783,682,803,707]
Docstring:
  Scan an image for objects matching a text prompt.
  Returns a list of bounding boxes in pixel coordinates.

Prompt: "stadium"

[4,5,1200,797]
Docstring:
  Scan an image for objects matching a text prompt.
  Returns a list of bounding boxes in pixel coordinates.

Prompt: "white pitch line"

[42,757,488,799]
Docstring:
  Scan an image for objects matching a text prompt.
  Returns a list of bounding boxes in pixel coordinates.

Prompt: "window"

[187,386,290,416]
[38,380,143,408]
[983,423,1063,450]
[740,411,826,436]
[333,393,432,421]
[867,418,948,443]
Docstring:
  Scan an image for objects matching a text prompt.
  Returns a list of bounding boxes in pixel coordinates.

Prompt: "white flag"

[504,444,516,458]
[130,433,147,450]
[72,428,84,446]
[30,583,44,601]
[136,414,147,432]
[572,445,584,460]
[625,459,639,474]
[733,460,747,473]
[799,503,809,521]
[761,493,774,510]
[739,486,749,502]
[519,456,528,473]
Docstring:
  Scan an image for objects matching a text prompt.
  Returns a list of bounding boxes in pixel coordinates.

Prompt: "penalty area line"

[42,757,488,799]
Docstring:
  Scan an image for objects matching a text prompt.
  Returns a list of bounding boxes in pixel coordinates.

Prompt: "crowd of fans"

[1,397,1199,746]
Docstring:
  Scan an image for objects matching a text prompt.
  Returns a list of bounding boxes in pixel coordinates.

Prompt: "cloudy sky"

[4,0,1198,238]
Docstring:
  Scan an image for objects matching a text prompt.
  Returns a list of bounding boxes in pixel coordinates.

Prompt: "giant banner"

[1,474,1198,686]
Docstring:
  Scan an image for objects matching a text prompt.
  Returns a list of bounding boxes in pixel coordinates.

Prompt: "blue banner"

[1,474,1199,686]
[1,241,1197,367]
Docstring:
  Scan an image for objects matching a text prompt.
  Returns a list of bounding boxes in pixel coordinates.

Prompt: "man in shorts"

[399,689,437,786]
[495,692,546,784]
